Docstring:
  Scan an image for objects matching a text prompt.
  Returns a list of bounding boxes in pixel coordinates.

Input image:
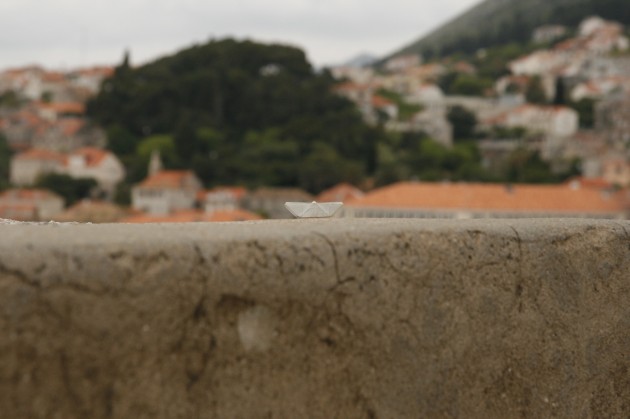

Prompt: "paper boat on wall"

[284,201,343,218]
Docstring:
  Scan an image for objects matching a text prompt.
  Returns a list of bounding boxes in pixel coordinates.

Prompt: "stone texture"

[0,219,629,418]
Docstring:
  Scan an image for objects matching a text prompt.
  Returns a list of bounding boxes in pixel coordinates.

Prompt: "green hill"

[87,39,380,192]
[390,0,630,59]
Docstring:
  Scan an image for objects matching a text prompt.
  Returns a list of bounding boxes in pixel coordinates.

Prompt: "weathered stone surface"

[0,219,629,418]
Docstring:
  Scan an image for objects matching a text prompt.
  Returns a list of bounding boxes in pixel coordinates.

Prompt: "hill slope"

[87,39,380,191]
[390,0,630,58]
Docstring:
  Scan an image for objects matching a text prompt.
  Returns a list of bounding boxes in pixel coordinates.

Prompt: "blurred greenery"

[570,98,595,129]
[439,72,493,96]
[525,76,547,104]
[0,90,23,109]
[84,38,577,197]
[376,88,423,121]
[34,174,98,206]
[0,134,11,190]
[447,105,478,140]
[395,0,630,59]
[88,39,380,193]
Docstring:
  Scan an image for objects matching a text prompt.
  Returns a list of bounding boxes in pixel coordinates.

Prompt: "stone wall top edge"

[0,218,627,248]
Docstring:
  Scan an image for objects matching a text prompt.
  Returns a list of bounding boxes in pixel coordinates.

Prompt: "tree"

[106,124,138,156]
[35,174,98,205]
[0,90,22,109]
[449,74,493,96]
[570,98,595,129]
[505,149,556,183]
[87,38,387,188]
[553,77,566,105]
[525,76,547,104]
[298,143,363,193]
[0,134,11,190]
[237,129,300,187]
[447,105,478,140]
[136,134,181,169]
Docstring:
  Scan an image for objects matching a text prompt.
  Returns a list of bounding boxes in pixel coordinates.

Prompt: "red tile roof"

[198,186,248,202]
[57,118,85,136]
[74,66,114,77]
[14,148,66,164]
[68,147,109,167]
[564,177,613,190]
[0,188,61,201]
[42,72,65,83]
[347,182,627,215]
[38,101,85,115]
[371,95,395,108]
[121,209,262,223]
[138,170,196,189]
[316,183,364,203]
[334,82,371,93]
[0,204,37,221]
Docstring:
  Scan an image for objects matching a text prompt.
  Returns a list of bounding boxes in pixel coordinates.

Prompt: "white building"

[10,147,125,198]
[384,54,422,73]
[200,187,247,213]
[579,16,609,37]
[10,148,65,186]
[132,170,203,215]
[485,105,579,138]
[405,84,445,111]
[533,25,568,44]
[0,189,64,221]
[65,148,126,197]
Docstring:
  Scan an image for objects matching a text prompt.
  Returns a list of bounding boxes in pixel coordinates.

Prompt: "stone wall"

[0,219,629,418]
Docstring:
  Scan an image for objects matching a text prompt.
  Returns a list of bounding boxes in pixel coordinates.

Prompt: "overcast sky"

[0,0,479,70]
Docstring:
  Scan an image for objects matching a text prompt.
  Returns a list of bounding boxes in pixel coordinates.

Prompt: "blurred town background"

[0,0,629,222]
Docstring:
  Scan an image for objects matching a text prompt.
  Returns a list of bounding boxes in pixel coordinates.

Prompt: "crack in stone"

[59,351,89,418]
[0,260,40,289]
[612,221,630,248]
[314,232,341,286]
[510,226,524,289]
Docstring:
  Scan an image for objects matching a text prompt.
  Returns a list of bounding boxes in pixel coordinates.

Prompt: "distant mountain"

[388,0,630,59]
[340,53,379,68]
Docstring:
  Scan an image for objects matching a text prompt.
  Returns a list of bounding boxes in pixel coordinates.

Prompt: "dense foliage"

[34,174,98,205]
[0,134,11,190]
[391,0,630,60]
[84,38,575,195]
[447,106,478,141]
[88,39,380,192]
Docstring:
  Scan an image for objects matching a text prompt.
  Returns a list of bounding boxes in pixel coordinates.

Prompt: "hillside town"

[0,15,629,222]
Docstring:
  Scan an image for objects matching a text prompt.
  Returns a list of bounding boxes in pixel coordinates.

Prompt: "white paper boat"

[285,201,343,218]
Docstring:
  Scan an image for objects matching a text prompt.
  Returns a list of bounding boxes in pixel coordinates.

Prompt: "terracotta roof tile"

[316,183,364,203]
[199,186,248,202]
[121,209,261,223]
[38,101,85,115]
[14,148,66,163]
[42,72,66,83]
[75,66,114,77]
[348,182,627,215]
[57,118,85,136]
[564,177,613,190]
[67,147,109,167]
[0,188,61,201]
[138,170,196,189]
[371,95,395,108]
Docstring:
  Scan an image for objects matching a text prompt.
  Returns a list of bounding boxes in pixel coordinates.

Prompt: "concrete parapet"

[0,219,629,418]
